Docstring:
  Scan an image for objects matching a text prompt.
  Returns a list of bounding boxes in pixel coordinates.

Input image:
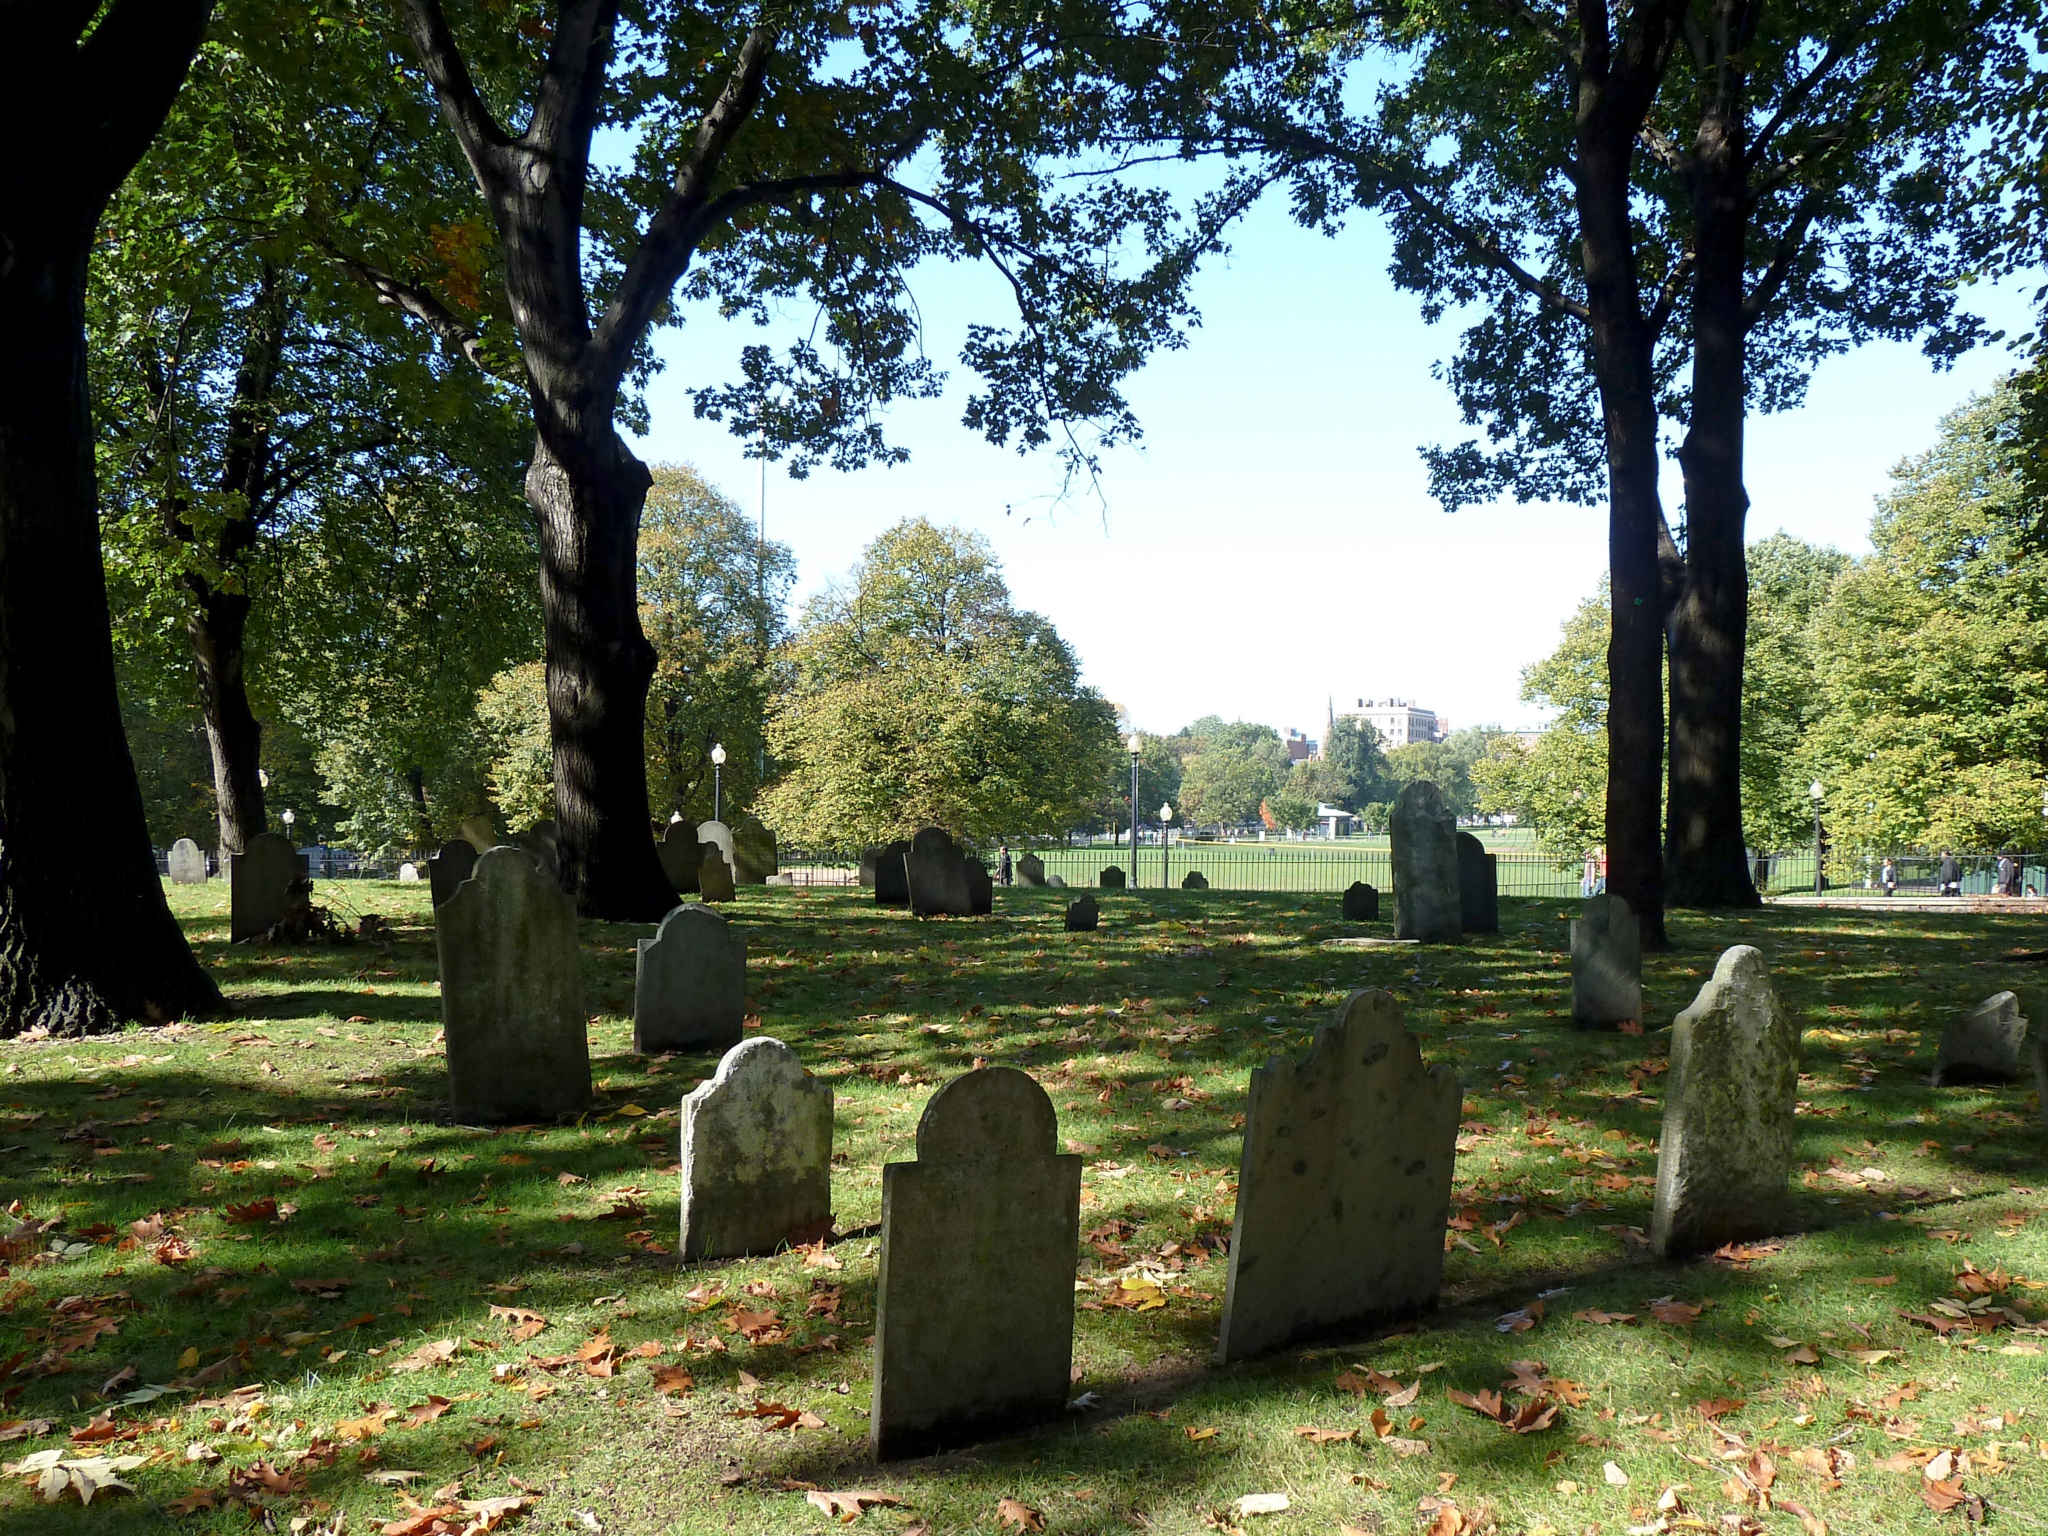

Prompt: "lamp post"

[1160,801,1174,889]
[1808,780,1824,895]
[1127,734,1141,882]
[710,742,726,822]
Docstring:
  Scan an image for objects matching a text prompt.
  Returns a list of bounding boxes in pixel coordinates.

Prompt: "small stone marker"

[680,1037,832,1261]
[873,839,912,906]
[1390,782,1461,943]
[1455,832,1498,933]
[1065,895,1099,932]
[428,840,478,908]
[1341,881,1379,922]
[168,838,207,884]
[1570,894,1642,1028]
[658,824,703,895]
[696,820,735,881]
[905,827,973,917]
[698,848,736,903]
[1181,870,1207,890]
[1100,865,1126,889]
[965,857,993,915]
[871,1067,1080,1459]
[1650,946,1798,1258]
[1933,991,2030,1085]
[398,861,421,883]
[1215,990,1461,1363]
[732,815,778,884]
[634,903,746,1054]
[1017,853,1046,887]
[1047,873,1067,888]
[435,847,590,1122]
[230,833,306,942]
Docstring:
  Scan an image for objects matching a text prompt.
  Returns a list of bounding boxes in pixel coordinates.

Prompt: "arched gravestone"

[1455,832,1499,933]
[634,903,745,1054]
[1099,865,1126,889]
[1215,990,1461,1363]
[434,847,590,1123]
[680,1037,833,1261]
[1650,946,1797,1258]
[1181,871,1207,890]
[905,827,973,917]
[1390,782,1461,943]
[731,815,778,884]
[1341,881,1379,922]
[696,820,735,882]
[1064,895,1099,932]
[1570,894,1641,1028]
[398,862,421,883]
[428,840,479,908]
[698,847,736,903]
[870,1068,1080,1459]
[873,840,912,906]
[168,838,207,884]
[230,833,307,942]
[1016,853,1047,887]
[657,823,703,895]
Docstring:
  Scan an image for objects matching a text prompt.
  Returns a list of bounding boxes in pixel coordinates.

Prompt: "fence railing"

[154,847,405,881]
[1755,849,2048,898]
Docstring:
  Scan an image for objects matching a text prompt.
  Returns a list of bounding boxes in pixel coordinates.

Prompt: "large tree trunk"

[0,243,226,1035]
[189,590,266,856]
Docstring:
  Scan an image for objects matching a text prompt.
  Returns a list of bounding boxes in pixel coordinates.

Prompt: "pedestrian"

[1937,849,1961,896]
[1881,856,1897,897]
[1998,853,2017,897]
[997,843,1013,887]
[1595,845,1608,896]
[1581,849,1597,898]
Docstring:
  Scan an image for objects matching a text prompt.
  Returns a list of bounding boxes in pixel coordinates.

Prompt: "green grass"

[1022,830,1588,897]
[3,880,2045,1535]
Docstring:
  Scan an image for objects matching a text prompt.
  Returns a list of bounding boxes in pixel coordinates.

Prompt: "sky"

[631,188,2037,741]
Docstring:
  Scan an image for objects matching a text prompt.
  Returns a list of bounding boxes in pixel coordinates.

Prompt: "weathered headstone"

[1341,881,1379,922]
[858,847,880,887]
[1016,853,1046,887]
[680,1037,832,1260]
[1650,946,1798,1258]
[1455,832,1499,933]
[873,840,912,906]
[1570,894,1642,1028]
[1215,990,1461,1363]
[1065,895,1099,932]
[965,857,993,916]
[398,861,421,883]
[168,838,207,884]
[514,819,559,876]
[634,903,746,1054]
[1390,782,1461,943]
[1047,873,1067,888]
[230,833,307,942]
[658,823,703,895]
[905,827,973,917]
[435,847,590,1122]
[696,820,735,881]
[870,1068,1080,1459]
[698,848,736,903]
[1099,865,1126,889]
[1933,991,2030,1085]
[1181,870,1207,890]
[732,815,777,885]
[427,840,478,908]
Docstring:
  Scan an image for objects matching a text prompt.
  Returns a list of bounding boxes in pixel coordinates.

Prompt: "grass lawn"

[3,880,2046,1536]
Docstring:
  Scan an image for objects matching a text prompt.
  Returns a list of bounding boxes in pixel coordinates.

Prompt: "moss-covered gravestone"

[680,1038,832,1261]
[634,903,745,1054]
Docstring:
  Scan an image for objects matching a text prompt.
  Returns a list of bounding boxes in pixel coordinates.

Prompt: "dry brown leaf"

[390,1339,459,1373]
[996,1496,1047,1531]
[806,1488,902,1521]
[650,1366,694,1396]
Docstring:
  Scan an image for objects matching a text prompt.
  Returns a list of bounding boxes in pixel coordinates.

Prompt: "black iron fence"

[1756,848,2048,898]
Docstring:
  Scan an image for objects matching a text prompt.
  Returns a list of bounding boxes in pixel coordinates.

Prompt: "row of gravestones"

[861,828,993,916]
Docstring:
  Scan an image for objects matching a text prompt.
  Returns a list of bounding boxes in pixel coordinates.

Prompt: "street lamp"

[1808,780,1824,895]
[710,742,727,822]
[281,808,295,845]
[1127,734,1141,882]
[1159,801,1174,889]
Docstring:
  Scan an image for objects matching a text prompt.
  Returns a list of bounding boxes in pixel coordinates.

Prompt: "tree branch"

[396,0,513,187]
[1482,0,1571,53]
[334,254,522,385]
[1747,29,1859,174]
[1742,186,1826,329]
[1647,249,1694,340]
[72,0,216,206]
[1384,172,1592,323]
[526,0,615,164]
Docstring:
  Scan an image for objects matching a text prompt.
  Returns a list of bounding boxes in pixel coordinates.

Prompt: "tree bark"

[190,591,266,856]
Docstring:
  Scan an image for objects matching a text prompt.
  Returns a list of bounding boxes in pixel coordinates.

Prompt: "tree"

[376,0,1218,917]
[1176,723,1288,828]
[1384,728,1499,820]
[760,520,1118,845]
[0,3,226,1035]
[1266,787,1320,832]
[1738,534,1851,849]
[1472,589,1610,863]
[1093,732,1183,835]
[474,661,558,833]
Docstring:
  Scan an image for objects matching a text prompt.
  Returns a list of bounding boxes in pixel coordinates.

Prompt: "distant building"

[1334,697,1446,748]
[1284,728,1318,763]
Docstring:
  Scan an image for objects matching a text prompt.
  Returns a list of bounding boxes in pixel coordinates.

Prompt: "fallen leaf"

[390,1339,459,1373]
[996,1496,1046,1531]
[1603,1462,1629,1486]
[806,1488,902,1521]
[650,1366,694,1396]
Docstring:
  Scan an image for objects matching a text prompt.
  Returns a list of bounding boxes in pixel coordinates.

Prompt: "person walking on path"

[997,844,1013,887]
[1938,851,1961,896]
[1581,850,1598,898]
[1998,853,2017,896]
[1881,857,1898,896]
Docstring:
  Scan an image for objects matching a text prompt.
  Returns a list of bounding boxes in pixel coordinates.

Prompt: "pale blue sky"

[633,188,2035,739]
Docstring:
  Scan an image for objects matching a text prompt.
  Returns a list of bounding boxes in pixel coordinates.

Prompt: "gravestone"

[698,848,736,903]
[874,840,912,906]
[1570,894,1642,1028]
[1065,895,1099,932]
[1650,946,1798,1258]
[428,840,478,908]
[905,827,973,917]
[1047,874,1067,888]
[1389,782,1461,943]
[1099,865,1127,889]
[658,823,703,895]
[230,833,307,942]
[1341,881,1379,922]
[680,1037,832,1261]
[1933,991,2030,1085]
[696,820,735,882]
[435,847,590,1122]
[870,1068,1080,1459]
[634,903,746,1054]
[168,838,207,884]
[1016,853,1046,887]
[1215,990,1461,1363]
[732,815,777,885]
[514,819,559,877]
[858,847,880,887]
[1455,832,1499,933]
[1181,870,1207,890]
[965,857,993,916]
[398,861,421,883]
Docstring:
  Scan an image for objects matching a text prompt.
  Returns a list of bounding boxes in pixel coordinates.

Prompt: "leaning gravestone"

[732,815,778,885]
[1570,893,1642,1028]
[1650,946,1798,1258]
[873,840,912,906]
[398,861,421,883]
[427,840,478,908]
[1390,782,1461,943]
[698,848,736,903]
[168,838,207,884]
[680,1037,832,1261]
[435,847,590,1122]
[1933,991,2030,1085]
[1455,832,1499,933]
[905,827,973,917]
[635,903,746,1054]
[696,820,735,882]
[230,833,307,942]
[1181,870,1208,890]
[871,1068,1080,1459]
[1065,895,1099,932]
[1099,865,1127,889]
[965,857,993,916]
[1016,853,1046,887]
[658,823,703,895]
[1341,881,1379,922]
[1215,990,1461,1363]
